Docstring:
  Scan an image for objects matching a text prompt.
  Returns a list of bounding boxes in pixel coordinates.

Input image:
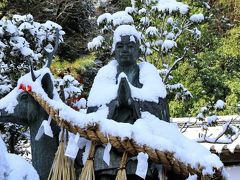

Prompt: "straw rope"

[79,142,96,180]
[29,92,224,179]
[48,129,76,180]
[115,151,128,180]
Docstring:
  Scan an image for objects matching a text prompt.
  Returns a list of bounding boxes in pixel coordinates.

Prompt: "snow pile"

[190,14,204,23]
[207,115,218,125]
[87,60,167,107]
[214,100,225,110]
[88,35,104,50]
[157,0,189,14]
[111,11,134,26]
[0,87,19,113]
[97,11,134,27]
[146,26,158,36]
[0,136,39,180]
[6,154,39,180]
[0,137,10,179]
[0,68,61,114]
[161,39,177,51]
[111,25,141,52]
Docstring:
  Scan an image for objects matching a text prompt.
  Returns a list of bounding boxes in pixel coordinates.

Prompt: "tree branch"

[164,50,187,83]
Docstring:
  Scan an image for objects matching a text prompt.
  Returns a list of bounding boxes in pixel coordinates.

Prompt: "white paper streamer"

[136,152,148,179]
[65,133,80,159]
[82,141,92,165]
[103,143,112,166]
[35,116,53,140]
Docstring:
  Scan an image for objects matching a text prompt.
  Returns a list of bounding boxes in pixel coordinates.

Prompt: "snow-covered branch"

[163,50,187,83]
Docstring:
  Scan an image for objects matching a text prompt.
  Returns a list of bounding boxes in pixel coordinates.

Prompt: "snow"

[186,174,197,180]
[207,115,218,125]
[140,43,153,55]
[100,11,134,26]
[88,35,104,50]
[6,154,39,180]
[87,60,167,107]
[215,100,225,110]
[203,2,211,9]
[167,17,174,25]
[112,25,141,52]
[111,11,134,26]
[75,98,87,109]
[97,13,112,25]
[157,0,189,15]
[13,14,33,22]
[190,27,201,39]
[161,39,177,51]
[173,116,240,154]
[190,14,204,23]
[0,136,39,180]
[125,7,137,14]
[225,166,240,180]
[146,26,158,36]
[140,17,150,26]
[138,8,146,14]
[0,136,10,180]
[0,87,19,113]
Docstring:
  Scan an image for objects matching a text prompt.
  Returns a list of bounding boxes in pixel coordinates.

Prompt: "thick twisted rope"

[29,92,224,179]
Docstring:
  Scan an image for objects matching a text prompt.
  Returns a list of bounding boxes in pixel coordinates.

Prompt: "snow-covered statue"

[87,25,170,179]
[88,25,169,123]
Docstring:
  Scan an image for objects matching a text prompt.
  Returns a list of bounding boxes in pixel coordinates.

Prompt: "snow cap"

[112,25,141,52]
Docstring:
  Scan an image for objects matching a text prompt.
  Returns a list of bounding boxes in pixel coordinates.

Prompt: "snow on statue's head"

[112,25,141,66]
[112,25,141,52]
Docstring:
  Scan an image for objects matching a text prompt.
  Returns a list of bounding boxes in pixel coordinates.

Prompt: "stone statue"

[87,25,170,180]
[0,73,60,180]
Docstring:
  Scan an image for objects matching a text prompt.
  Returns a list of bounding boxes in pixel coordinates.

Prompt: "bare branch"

[196,116,240,144]
[180,118,198,133]
[163,50,187,83]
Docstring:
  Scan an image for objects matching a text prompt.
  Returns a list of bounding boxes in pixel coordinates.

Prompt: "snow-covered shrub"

[0,14,65,96]
[54,74,85,110]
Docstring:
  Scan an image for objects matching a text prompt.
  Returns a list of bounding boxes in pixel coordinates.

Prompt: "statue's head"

[112,25,141,66]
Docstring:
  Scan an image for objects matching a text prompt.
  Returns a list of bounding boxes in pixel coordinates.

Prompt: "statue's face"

[114,35,140,66]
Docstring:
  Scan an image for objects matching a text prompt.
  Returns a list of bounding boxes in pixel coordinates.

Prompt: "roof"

[173,116,240,165]
[210,145,240,165]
